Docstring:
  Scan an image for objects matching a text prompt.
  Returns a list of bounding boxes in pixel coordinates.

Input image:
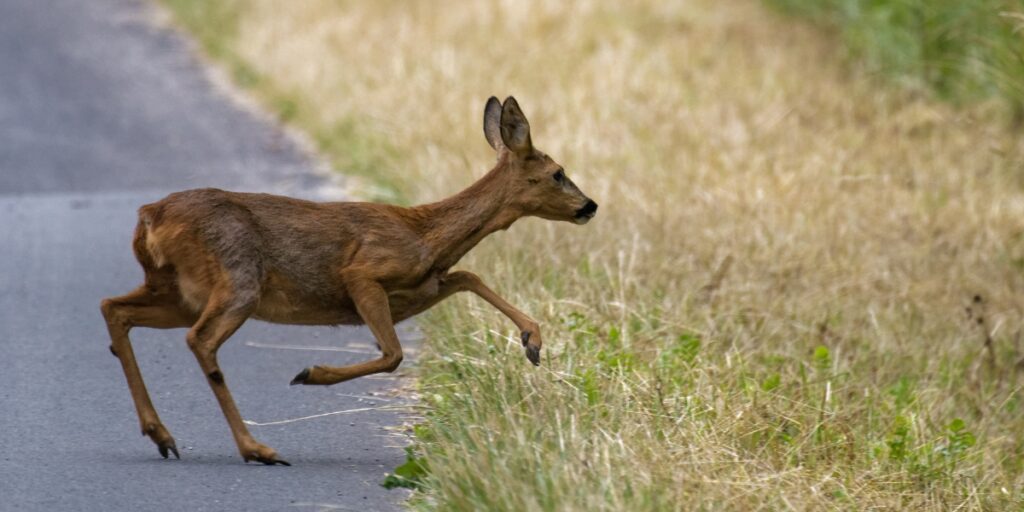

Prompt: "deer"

[99,96,598,466]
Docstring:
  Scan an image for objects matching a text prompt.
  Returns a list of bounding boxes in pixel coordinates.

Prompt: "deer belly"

[386,276,442,322]
[253,289,361,325]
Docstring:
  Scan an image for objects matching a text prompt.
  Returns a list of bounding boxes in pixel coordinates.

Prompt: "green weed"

[766,0,1024,126]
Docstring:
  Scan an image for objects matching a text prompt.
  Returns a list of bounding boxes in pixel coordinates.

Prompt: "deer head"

[483,96,598,225]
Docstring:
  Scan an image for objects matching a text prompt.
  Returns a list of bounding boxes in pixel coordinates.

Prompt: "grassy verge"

[161,0,1024,509]
[162,0,405,201]
[765,0,1024,127]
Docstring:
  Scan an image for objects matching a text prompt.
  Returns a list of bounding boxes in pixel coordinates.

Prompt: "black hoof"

[290,368,310,386]
[521,331,531,347]
[158,441,180,460]
[253,454,291,466]
[525,345,541,366]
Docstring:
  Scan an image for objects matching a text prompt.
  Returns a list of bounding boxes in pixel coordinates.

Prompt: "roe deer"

[99,96,598,465]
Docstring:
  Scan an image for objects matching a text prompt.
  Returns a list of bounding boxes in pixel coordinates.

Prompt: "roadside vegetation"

[162,0,1024,509]
[767,0,1024,127]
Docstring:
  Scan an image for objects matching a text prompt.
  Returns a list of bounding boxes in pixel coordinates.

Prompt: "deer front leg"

[291,278,404,386]
[444,271,544,366]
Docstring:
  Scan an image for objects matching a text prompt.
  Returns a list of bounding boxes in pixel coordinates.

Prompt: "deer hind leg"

[291,278,404,386]
[100,284,197,459]
[186,287,290,466]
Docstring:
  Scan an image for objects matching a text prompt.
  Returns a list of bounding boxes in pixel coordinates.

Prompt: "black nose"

[577,200,598,217]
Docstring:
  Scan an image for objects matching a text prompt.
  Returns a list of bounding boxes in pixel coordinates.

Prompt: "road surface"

[0,0,413,510]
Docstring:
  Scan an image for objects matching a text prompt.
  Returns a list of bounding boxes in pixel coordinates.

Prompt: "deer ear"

[483,96,504,151]
[499,96,532,154]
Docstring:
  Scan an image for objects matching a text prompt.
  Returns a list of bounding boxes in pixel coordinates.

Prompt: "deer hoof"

[246,451,291,466]
[157,440,180,460]
[290,368,311,385]
[521,331,531,347]
[253,454,291,466]
[143,423,179,459]
[241,441,290,466]
[525,344,541,366]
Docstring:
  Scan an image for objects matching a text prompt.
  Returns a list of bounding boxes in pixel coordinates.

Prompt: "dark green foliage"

[766,0,1024,126]
[382,447,430,490]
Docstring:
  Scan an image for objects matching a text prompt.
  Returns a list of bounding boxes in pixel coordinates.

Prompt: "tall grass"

[766,0,1024,126]
[161,0,1024,509]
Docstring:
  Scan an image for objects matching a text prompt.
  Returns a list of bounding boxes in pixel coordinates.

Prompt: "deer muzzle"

[574,200,598,224]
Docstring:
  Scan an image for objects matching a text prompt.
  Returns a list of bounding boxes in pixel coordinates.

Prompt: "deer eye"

[553,170,565,183]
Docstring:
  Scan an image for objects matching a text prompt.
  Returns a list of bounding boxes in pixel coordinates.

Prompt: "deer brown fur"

[100,96,597,465]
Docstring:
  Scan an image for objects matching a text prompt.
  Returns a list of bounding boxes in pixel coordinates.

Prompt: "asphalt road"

[0,1,412,510]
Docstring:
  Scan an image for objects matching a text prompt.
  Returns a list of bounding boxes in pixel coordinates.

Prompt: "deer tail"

[133,203,166,269]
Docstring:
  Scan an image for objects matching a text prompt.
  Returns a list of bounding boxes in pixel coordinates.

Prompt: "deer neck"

[413,163,521,271]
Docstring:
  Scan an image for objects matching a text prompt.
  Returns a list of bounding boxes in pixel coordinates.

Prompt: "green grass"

[766,0,1024,126]
[404,295,1024,510]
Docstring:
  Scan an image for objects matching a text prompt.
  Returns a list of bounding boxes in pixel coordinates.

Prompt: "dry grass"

[163,0,1024,509]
